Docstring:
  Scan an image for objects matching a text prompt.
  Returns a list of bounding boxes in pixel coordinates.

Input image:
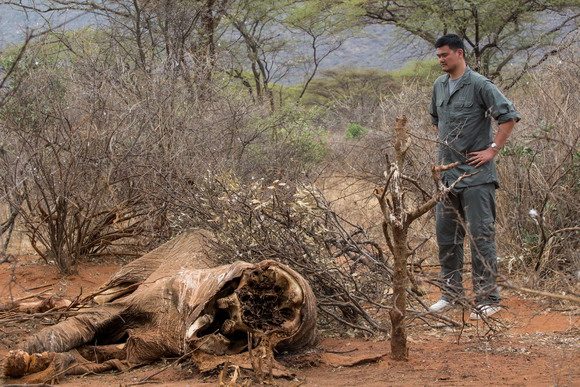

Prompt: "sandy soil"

[1,255,578,386]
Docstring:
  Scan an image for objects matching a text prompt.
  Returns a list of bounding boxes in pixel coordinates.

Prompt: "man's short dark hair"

[435,34,465,53]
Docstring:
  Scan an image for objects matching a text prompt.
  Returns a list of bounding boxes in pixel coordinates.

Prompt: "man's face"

[436,45,464,73]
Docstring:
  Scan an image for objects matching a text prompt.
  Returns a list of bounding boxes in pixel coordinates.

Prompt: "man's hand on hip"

[467,148,497,167]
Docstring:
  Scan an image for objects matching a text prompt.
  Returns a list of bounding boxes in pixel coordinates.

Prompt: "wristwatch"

[490,142,500,152]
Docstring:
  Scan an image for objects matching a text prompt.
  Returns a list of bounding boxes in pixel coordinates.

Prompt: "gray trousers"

[435,183,500,305]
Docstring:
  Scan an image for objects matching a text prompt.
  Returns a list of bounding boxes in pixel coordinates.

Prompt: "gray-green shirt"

[448,72,465,95]
[429,67,521,188]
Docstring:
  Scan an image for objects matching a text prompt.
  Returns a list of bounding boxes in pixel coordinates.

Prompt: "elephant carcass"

[5,230,317,382]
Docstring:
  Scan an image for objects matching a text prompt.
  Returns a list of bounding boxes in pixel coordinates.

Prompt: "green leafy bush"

[345,122,368,139]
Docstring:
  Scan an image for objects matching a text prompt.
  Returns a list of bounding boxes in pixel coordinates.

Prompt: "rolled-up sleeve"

[480,80,521,124]
[429,85,438,126]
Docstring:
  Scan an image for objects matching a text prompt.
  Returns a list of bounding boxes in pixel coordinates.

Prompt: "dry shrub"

[0,30,329,273]
[328,81,436,180]
[325,83,440,262]
[0,62,154,273]
[181,174,391,333]
[496,54,579,292]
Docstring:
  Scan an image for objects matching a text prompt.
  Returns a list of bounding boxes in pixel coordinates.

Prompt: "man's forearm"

[494,119,516,149]
[467,119,516,167]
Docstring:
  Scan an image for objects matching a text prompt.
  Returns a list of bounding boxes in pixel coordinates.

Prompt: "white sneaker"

[428,299,453,313]
[469,304,501,320]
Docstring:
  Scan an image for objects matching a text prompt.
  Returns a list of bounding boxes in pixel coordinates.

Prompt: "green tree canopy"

[363,0,579,87]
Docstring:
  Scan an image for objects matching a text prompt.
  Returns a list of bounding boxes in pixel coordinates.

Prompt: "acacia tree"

[4,0,230,83]
[224,0,289,109]
[284,0,363,100]
[223,0,360,108]
[363,0,579,88]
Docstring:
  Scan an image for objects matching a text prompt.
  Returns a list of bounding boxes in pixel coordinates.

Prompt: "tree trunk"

[390,225,408,360]
[376,116,463,361]
[200,0,217,82]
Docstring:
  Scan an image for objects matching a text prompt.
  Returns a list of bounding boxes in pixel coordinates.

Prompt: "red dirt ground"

[1,256,578,386]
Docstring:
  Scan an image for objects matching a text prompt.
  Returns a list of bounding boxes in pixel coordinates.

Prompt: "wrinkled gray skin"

[22,230,317,366]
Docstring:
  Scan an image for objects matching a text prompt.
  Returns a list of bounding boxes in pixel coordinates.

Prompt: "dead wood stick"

[501,281,580,304]
[431,161,462,173]
[456,309,467,344]
[324,348,357,354]
[407,166,472,223]
[407,309,461,328]
[413,263,473,268]
[549,226,580,237]
[25,283,56,292]
[12,289,52,303]
[0,291,52,312]
[318,307,377,335]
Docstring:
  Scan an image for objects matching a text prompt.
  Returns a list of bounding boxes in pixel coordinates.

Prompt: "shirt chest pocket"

[451,99,474,109]
[450,99,476,122]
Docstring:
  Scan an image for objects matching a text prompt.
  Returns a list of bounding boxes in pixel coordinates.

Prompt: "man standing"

[428,34,520,319]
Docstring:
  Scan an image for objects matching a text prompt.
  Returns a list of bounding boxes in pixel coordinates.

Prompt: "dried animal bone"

[4,229,317,383]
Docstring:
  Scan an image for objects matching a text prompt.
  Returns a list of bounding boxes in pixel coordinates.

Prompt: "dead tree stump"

[375,116,462,361]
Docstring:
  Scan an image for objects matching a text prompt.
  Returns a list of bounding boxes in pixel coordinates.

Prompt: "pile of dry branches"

[187,174,393,333]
